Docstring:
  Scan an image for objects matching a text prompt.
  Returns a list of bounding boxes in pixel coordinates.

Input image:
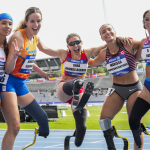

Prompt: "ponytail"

[14,20,26,32]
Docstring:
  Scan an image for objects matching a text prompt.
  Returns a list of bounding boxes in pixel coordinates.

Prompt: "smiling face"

[99,24,116,43]
[0,19,13,37]
[67,36,83,56]
[143,12,150,32]
[25,13,42,36]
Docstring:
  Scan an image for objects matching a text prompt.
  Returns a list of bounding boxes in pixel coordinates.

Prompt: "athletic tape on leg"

[99,118,111,131]
[74,82,94,110]
[22,128,38,150]
[64,130,76,150]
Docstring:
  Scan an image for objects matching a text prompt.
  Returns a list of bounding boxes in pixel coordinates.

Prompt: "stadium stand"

[28,57,146,103]
[26,80,59,92]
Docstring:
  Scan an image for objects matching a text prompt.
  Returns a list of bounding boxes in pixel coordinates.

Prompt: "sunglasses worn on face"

[68,40,81,46]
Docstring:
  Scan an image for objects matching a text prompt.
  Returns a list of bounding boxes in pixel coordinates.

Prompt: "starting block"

[141,123,150,135]
[22,128,38,150]
[64,130,76,150]
[73,82,94,111]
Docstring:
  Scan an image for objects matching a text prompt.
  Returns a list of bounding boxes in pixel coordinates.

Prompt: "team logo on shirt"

[117,56,120,60]
[26,45,29,50]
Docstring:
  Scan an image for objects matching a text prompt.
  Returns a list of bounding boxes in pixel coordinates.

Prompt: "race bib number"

[141,43,150,65]
[0,74,9,85]
[107,54,130,76]
[105,88,115,96]
[19,55,35,74]
[64,58,87,77]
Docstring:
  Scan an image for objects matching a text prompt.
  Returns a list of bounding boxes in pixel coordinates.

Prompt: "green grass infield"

[0,106,150,130]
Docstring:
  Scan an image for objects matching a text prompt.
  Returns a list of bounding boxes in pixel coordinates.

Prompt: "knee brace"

[23,99,49,138]
[73,109,87,147]
[129,97,150,148]
[99,118,116,150]
[63,78,84,96]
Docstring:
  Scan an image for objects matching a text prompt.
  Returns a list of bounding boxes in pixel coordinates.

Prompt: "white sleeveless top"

[0,47,9,84]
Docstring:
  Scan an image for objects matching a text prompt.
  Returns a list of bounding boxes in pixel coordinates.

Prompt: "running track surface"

[0,130,149,150]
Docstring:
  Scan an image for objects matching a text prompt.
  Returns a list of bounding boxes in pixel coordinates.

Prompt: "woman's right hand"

[12,39,22,60]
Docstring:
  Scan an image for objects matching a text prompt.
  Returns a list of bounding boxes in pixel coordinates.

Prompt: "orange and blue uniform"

[0,29,37,95]
[11,29,37,79]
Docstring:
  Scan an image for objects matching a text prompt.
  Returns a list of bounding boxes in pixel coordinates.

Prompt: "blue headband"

[0,13,13,22]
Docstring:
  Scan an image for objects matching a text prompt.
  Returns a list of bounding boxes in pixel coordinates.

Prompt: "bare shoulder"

[9,31,24,43]
[100,47,107,54]
[141,38,146,44]
[139,38,146,48]
[99,47,107,60]
[59,49,68,62]
[8,31,24,49]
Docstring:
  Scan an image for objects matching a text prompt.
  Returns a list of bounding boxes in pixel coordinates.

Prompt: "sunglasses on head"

[68,40,81,46]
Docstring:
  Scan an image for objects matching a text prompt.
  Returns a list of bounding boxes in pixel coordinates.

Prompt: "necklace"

[112,51,117,55]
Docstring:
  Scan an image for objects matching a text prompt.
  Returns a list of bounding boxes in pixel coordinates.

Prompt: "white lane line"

[91,140,105,143]
[44,143,65,148]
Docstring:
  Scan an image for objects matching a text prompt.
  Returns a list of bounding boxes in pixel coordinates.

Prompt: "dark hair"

[3,39,9,58]
[143,10,150,29]
[66,33,81,44]
[0,13,11,58]
[14,7,42,32]
[99,23,121,47]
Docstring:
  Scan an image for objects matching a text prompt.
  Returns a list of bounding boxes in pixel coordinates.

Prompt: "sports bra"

[106,43,136,76]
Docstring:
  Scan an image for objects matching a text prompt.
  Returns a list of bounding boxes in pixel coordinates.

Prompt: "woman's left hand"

[120,37,133,46]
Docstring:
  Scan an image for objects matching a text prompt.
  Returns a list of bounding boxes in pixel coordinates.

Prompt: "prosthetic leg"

[64,131,76,150]
[22,99,49,149]
[130,123,150,149]
[99,118,129,150]
[73,82,94,110]
[64,109,87,150]
[129,97,150,148]
[22,128,38,150]
[72,79,84,110]
[141,123,150,135]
